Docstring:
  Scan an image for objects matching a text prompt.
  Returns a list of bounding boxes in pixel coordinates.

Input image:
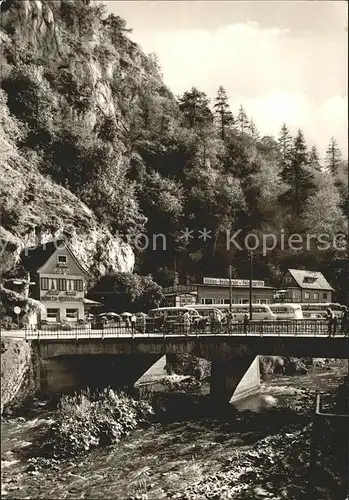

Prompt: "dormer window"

[57,255,67,264]
[303,276,316,284]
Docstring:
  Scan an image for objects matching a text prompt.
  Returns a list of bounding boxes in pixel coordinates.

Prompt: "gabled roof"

[20,240,90,277]
[287,269,334,291]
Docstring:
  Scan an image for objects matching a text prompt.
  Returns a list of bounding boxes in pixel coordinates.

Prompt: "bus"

[300,303,342,319]
[207,303,277,321]
[149,307,203,329]
[186,305,225,321]
[269,303,303,320]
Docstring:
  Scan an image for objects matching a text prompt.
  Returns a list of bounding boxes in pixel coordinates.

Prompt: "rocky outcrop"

[0,0,157,133]
[0,164,135,279]
[0,1,154,279]
[0,86,134,279]
[1,338,40,414]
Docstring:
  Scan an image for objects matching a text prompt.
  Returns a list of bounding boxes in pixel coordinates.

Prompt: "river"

[1,360,348,499]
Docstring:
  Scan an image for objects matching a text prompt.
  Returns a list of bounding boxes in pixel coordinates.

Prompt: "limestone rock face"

[0,0,142,278]
[1,338,34,414]
[0,0,147,133]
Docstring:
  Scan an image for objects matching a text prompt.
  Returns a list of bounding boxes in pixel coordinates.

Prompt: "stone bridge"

[27,320,349,405]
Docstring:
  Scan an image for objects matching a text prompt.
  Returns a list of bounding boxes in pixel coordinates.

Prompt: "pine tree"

[280,129,315,215]
[325,137,342,175]
[236,105,249,139]
[248,118,260,141]
[308,145,322,171]
[278,123,293,171]
[213,86,233,140]
[178,87,213,129]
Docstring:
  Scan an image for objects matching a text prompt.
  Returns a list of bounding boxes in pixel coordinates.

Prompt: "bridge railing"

[23,318,337,340]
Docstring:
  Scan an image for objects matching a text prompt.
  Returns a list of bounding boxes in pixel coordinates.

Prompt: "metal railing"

[22,318,347,340]
[315,394,349,419]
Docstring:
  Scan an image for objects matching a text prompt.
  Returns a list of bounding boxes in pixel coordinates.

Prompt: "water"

[1,360,348,499]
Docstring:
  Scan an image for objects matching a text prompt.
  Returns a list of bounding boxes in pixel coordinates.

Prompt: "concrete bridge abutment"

[210,355,261,406]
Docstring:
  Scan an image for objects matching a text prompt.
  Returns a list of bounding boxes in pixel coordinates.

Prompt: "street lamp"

[249,251,253,320]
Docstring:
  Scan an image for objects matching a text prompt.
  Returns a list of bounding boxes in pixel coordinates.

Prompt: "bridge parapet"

[24,319,342,340]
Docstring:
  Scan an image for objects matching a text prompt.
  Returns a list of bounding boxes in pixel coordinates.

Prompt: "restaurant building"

[162,277,276,307]
[21,240,92,325]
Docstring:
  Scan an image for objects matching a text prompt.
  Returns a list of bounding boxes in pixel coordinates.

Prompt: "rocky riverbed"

[1,359,348,499]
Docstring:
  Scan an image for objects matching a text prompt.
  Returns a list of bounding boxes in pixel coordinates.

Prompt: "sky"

[103,1,348,158]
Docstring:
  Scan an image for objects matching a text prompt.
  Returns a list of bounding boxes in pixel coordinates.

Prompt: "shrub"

[0,315,17,330]
[39,388,153,458]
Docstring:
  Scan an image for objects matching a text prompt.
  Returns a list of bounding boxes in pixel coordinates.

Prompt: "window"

[313,292,319,301]
[303,276,316,284]
[41,277,49,290]
[49,278,57,290]
[66,279,75,292]
[58,278,67,291]
[323,292,328,300]
[201,298,214,305]
[66,309,78,320]
[257,299,270,304]
[220,298,234,304]
[285,276,292,283]
[239,299,249,304]
[57,255,67,263]
[76,280,84,292]
[304,292,310,300]
[47,308,59,321]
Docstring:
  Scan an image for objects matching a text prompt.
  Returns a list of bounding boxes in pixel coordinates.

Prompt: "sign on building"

[203,277,265,287]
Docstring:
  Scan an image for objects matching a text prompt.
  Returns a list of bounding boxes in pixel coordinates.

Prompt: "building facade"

[162,278,276,307]
[21,240,90,325]
[279,269,334,303]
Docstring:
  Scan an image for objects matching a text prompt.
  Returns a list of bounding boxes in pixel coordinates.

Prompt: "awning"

[83,298,101,306]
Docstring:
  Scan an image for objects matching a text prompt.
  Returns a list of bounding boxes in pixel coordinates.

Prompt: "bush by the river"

[38,388,154,458]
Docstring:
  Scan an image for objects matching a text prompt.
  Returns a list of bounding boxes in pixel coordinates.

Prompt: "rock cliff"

[0,0,164,277]
[1,338,40,414]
